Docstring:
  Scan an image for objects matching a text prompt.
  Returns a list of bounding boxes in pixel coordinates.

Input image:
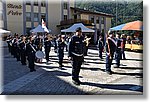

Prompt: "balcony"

[60,19,93,26]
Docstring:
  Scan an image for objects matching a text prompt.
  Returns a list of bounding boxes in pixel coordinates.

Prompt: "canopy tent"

[0,29,11,33]
[30,25,51,33]
[110,20,143,31]
[61,23,95,32]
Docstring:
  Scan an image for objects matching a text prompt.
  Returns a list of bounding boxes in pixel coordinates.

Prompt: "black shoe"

[106,71,113,75]
[33,69,36,71]
[72,80,80,85]
[59,65,64,68]
[30,70,34,72]
[30,69,36,72]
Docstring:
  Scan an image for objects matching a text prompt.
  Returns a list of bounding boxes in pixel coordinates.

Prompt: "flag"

[42,19,49,33]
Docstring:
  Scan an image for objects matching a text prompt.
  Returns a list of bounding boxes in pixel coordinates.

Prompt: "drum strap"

[30,44,36,52]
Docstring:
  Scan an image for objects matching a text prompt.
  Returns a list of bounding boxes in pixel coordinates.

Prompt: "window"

[91,17,94,23]
[101,17,104,24]
[74,15,77,19]
[26,12,31,21]
[34,13,39,21]
[34,1,38,6]
[26,1,31,5]
[26,28,32,34]
[41,13,46,21]
[63,2,68,9]
[96,17,99,24]
[41,1,46,7]
[64,15,68,20]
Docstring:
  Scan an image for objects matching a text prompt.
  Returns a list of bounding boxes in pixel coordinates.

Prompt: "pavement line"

[2,69,45,94]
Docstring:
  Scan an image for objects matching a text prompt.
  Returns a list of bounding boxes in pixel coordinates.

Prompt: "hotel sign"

[7,4,22,16]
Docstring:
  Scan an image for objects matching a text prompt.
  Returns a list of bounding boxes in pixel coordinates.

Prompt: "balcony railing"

[60,19,93,25]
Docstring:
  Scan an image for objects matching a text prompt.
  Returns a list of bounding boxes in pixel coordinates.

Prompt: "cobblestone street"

[1,46,143,95]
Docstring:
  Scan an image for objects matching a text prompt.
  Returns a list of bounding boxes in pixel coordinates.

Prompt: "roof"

[61,23,95,33]
[30,25,51,33]
[70,7,113,17]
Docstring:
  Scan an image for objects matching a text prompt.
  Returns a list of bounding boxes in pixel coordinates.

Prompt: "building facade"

[0,0,3,29]
[58,7,113,43]
[1,0,112,43]
[2,0,74,35]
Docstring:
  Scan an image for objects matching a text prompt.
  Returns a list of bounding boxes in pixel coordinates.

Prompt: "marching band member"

[105,32,116,75]
[34,35,43,63]
[44,34,52,63]
[97,35,104,59]
[83,36,91,56]
[19,35,27,65]
[68,27,84,85]
[57,34,66,68]
[114,34,122,68]
[26,36,36,72]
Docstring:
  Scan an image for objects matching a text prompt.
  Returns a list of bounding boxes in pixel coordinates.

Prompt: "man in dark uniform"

[114,34,122,68]
[53,37,57,53]
[34,35,43,63]
[105,32,116,75]
[68,27,84,85]
[12,35,20,61]
[57,34,66,68]
[97,36,104,59]
[34,35,43,51]
[83,36,91,56]
[44,35,52,63]
[16,35,22,61]
[11,37,16,57]
[26,36,36,72]
[121,34,126,59]
[19,36,27,65]
[6,35,12,53]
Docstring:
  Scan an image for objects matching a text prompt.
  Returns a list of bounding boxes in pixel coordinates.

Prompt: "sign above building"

[7,3,22,16]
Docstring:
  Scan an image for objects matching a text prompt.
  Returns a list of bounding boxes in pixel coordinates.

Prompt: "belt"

[72,52,83,57]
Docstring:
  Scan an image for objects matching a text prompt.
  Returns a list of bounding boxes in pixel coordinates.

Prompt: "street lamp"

[112,0,118,26]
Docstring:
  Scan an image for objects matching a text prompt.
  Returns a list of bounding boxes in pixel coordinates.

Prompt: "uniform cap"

[76,27,82,32]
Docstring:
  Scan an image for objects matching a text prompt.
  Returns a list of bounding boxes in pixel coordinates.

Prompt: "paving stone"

[1,47,143,95]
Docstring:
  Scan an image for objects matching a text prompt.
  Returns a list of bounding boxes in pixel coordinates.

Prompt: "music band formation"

[6,27,127,86]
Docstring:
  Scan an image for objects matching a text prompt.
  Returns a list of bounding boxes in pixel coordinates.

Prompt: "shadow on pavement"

[117,66,143,70]
[122,59,143,61]
[112,71,143,77]
[82,82,143,92]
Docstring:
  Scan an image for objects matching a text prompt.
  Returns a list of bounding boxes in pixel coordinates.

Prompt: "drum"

[35,50,45,59]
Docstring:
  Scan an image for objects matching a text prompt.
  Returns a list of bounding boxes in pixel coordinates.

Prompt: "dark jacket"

[106,37,116,54]
[68,35,84,57]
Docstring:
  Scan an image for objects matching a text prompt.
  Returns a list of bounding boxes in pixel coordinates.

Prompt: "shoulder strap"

[108,37,117,46]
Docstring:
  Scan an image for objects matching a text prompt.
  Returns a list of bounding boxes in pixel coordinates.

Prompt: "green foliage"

[75,0,143,27]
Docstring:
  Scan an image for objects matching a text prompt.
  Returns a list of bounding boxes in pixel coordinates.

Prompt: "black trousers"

[27,53,35,71]
[99,48,103,59]
[21,50,26,65]
[106,52,114,72]
[84,46,88,56]
[58,52,64,66]
[15,48,20,61]
[115,49,121,66]
[72,56,83,81]
[45,49,50,62]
